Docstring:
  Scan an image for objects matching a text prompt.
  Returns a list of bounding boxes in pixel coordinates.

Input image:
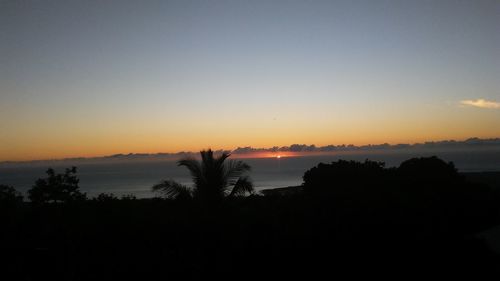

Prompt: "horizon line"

[1,136,499,164]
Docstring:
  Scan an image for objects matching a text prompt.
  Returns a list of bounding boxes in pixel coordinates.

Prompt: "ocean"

[1,149,500,198]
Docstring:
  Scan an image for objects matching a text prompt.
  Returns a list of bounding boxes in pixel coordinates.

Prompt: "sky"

[0,0,499,161]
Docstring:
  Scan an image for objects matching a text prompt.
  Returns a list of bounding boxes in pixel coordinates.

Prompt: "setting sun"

[1,1,499,277]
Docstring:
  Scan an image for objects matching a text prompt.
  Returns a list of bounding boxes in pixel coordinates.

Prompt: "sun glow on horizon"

[0,1,499,162]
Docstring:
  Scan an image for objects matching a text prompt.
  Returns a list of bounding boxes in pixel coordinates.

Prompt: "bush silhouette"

[396,156,499,232]
[303,159,389,197]
[301,156,500,235]
[398,156,462,184]
[152,149,253,201]
[94,192,118,202]
[303,157,466,197]
[120,194,137,201]
[0,184,23,203]
[28,167,86,204]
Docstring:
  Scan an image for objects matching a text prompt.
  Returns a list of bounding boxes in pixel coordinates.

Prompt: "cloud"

[230,138,500,155]
[460,99,500,109]
[3,138,500,164]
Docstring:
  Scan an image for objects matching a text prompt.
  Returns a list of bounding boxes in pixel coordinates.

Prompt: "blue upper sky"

[0,0,499,161]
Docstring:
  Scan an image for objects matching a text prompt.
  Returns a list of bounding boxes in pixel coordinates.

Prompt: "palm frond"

[152,179,192,199]
[200,149,215,170]
[224,160,251,185]
[172,149,254,200]
[229,176,254,197]
[178,158,205,188]
[199,149,227,195]
[215,152,231,167]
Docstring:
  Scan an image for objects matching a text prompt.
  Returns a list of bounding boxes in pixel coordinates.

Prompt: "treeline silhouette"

[0,155,499,279]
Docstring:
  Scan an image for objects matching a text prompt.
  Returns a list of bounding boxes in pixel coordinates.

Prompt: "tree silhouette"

[303,159,389,197]
[398,156,462,184]
[28,167,86,204]
[0,184,23,203]
[152,149,253,200]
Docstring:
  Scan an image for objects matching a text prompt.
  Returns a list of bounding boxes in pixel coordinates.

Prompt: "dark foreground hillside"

[463,171,500,191]
[1,157,500,280]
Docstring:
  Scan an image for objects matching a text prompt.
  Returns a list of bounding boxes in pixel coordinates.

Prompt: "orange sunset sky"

[1,0,499,161]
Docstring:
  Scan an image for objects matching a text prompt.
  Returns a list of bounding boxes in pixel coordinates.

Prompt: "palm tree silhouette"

[153,149,254,200]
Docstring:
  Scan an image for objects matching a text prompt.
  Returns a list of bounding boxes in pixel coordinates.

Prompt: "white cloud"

[460,99,500,109]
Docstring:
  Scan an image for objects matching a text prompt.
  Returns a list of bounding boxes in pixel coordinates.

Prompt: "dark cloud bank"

[232,138,500,154]
[2,138,499,166]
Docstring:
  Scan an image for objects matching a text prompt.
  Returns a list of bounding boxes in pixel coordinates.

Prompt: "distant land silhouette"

[1,137,499,165]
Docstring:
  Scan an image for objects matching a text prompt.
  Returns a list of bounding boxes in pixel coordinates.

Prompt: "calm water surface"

[1,149,499,198]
